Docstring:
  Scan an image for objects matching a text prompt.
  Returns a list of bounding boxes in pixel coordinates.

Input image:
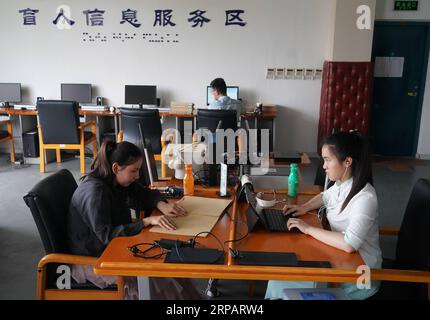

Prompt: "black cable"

[127,242,169,259]
[223,226,249,246]
[175,231,225,264]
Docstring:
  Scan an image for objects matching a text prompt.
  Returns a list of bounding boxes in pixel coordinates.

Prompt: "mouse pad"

[236,251,298,267]
[297,261,332,268]
[165,247,225,265]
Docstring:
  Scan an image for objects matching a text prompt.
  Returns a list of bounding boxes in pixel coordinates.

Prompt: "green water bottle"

[288,163,299,197]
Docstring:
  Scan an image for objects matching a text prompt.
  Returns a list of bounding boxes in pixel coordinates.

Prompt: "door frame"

[373,21,430,157]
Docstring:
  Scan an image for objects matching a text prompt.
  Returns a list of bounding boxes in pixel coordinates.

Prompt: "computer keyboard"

[80,105,109,111]
[13,105,37,110]
[264,209,289,231]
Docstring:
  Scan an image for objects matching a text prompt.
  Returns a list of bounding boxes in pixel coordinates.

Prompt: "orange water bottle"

[183,164,194,196]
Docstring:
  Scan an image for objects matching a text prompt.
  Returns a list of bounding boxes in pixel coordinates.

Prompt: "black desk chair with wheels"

[196,109,238,132]
[23,169,124,300]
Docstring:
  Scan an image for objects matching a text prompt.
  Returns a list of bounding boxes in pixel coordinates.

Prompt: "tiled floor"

[0,154,429,299]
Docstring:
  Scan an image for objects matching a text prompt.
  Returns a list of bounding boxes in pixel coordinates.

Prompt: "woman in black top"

[67,140,202,299]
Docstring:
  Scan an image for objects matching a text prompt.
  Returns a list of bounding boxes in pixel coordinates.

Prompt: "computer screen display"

[0,83,21,103]
[206,86,239,105]
[125,85,157,106]
[61,84,92,104]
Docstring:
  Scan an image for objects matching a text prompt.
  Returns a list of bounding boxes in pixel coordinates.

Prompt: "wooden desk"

[228,197,364,273]
[157,110,277,120]
[242,110,278,120]
[95,183,235,278]
[94,184,370,284]
[94,181,430,297]
[0,108,38,116]
[0,107,119,118]
[0,107,120,151]
[1,107,277,144]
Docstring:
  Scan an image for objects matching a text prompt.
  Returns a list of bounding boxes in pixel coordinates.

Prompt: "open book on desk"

[150,196,232,236]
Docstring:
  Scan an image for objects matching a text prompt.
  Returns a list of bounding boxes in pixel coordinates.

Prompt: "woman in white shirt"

[265,131,382,300]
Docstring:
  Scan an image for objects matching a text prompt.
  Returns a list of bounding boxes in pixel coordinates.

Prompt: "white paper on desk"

[150,196,232,236]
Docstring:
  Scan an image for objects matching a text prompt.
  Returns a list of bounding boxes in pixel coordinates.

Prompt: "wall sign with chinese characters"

[18,6,248,45]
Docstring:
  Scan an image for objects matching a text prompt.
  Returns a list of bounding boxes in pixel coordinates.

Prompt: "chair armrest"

[78,120,96,130]
[36,253,125,300]
[38,253,98,270]
[379,227,400,236]
[1,119,13,136]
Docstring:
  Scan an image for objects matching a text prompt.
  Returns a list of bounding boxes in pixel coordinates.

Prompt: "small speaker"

[156,98,161,107]
[96,96,103,106]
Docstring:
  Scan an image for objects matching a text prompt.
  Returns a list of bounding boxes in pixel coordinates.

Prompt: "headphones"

[344,158,352,168]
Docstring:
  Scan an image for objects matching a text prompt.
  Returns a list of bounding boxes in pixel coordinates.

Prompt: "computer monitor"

[61,83,92,104]
[0,83,21,106]
[206,86,239,106]
[125,85,157,108]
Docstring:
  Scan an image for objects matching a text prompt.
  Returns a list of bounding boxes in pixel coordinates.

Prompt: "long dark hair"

[86,140,143,182]
[321,131,373,212]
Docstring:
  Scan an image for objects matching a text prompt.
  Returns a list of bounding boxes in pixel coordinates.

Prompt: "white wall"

[376,0,430,157]
[0,0,338,155]
[4,1,406,156]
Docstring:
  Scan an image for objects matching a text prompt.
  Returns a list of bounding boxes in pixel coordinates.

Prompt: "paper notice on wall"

[374,57,404,78]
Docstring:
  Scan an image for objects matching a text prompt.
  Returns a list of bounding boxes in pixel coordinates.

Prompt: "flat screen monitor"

[61,83,92,104]
[0,83,21,105]
[125,85,157,107]
[206,86,239,105]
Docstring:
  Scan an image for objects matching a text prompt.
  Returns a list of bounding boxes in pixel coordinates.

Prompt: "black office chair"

[196,109,238,161]
[23,169,124,300]
[196,109,237,132]
[37,100,97,174]
[118,108,169,177]
[371,178,430,300]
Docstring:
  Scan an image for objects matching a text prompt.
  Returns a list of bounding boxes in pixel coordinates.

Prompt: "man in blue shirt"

[208,78,242,122]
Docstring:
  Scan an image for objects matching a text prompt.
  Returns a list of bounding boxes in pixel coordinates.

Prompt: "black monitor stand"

[138,103,143,109]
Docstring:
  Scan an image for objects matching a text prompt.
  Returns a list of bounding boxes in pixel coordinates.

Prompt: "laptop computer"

[137,124,159,186]
[245,187,301,233]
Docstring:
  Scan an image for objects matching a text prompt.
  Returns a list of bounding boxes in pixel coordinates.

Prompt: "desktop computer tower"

[22,130,39,158]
